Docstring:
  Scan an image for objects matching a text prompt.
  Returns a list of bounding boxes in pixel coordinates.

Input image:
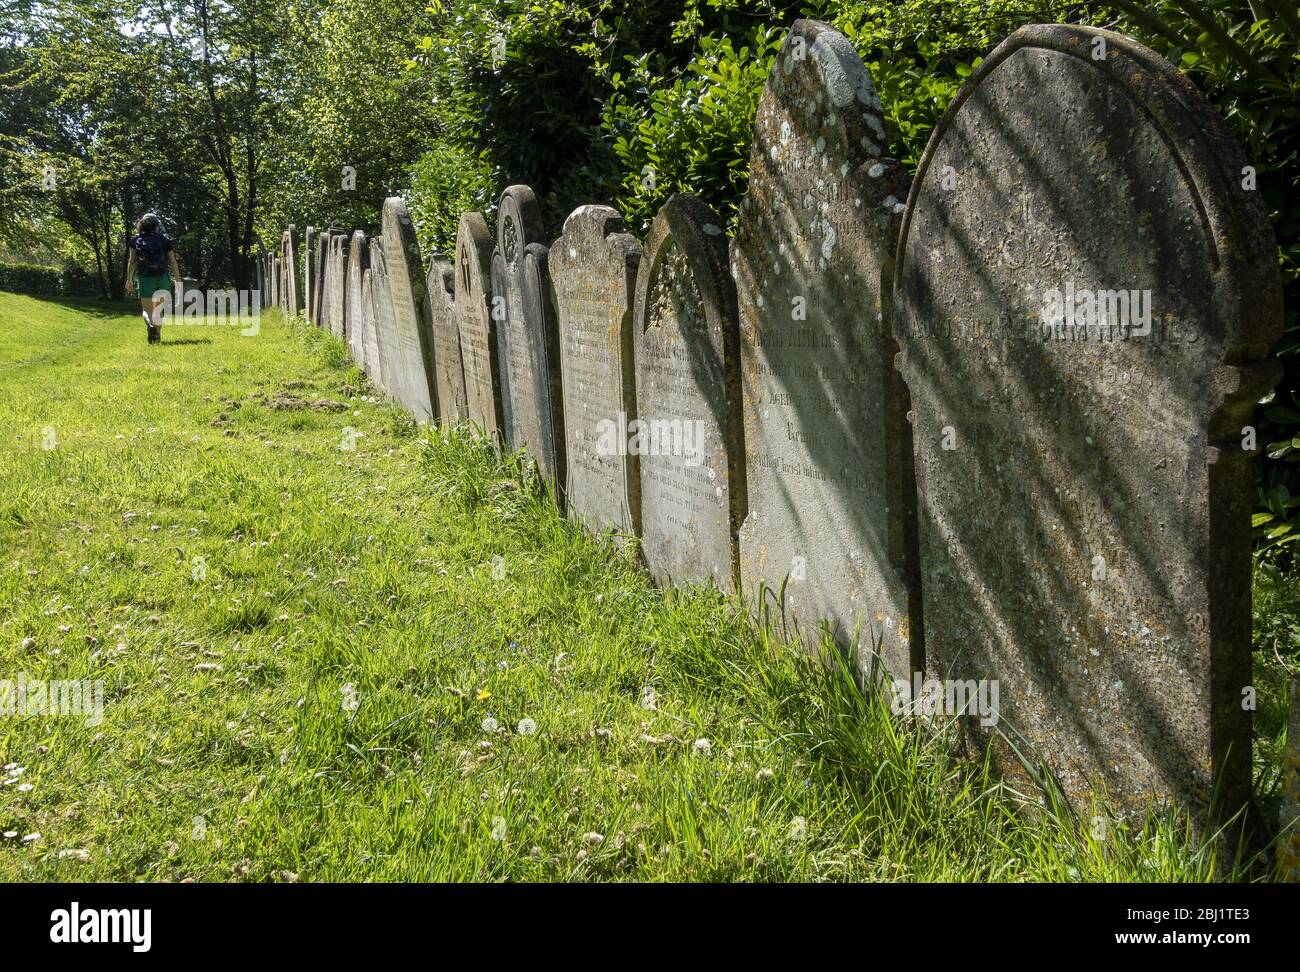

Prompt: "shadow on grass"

[157,338,214,346]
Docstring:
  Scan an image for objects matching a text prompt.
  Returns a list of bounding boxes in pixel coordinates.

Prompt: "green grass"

[0,291,1288,881]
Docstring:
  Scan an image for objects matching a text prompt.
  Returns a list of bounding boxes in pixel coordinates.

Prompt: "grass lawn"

[0,291,1292,882]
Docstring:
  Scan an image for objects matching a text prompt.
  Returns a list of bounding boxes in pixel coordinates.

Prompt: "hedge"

[0,261,100,298]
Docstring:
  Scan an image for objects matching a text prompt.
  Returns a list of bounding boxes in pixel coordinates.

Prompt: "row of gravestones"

[288,20,1288,830]
[253,229,303,314]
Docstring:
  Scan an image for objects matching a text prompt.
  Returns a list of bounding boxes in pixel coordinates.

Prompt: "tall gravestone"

[255,248,266,308]
[361,267,383,387]
[304,225,315,323]
[550,205,642,540]
[734,19,919,676]
[347,231,370,369]
[369,237,402,400]
[493,186,566,492]
[283,226,299,316]
[491,254,514,440]
[271,255,280,308]
[454,212,503,439]
[279,235,289,312]
[426,255,467,423]
[313,232,329,329]
[893,24,1282,816]
[329,231,349,340]
[381,197,439,421]
[633,195,744,592]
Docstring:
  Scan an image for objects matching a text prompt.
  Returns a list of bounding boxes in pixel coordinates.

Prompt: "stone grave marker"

[550,204,642,539]
[734,18,919,677]
[455,211,503,439]
[633,194,744,592]
[282,227,299,316]
[304,225,315,322]
[313,231,329,329]
[892,24,1283,815]
[425,254,466,423]
[369,236,402,401]
[360,267,382,386]
[493,185,566,492]
[329,231,349,340]
[347,230,370,369]
[381,197,439,421]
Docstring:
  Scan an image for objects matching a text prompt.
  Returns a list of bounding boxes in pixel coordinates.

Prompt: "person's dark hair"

[135,213,161,235]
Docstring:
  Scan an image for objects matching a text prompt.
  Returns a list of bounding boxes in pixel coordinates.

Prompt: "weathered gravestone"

[368,237,401,401]
[493,186,566,493]
[455,212,503,439]
[633,195,744,592]
[304,225,315,322]
[360,267,383,387]
[279,238,289,311]
[734,19,919,676]
[347,231,370,369]
[255,248,266,308]
[893,24,1283,815]
[550,205,642,540]
[491,254,514,440]
[283,226,299,316]
[425,255,466,423]
[321,235,335,331]
[381,197,440,421]
[313,231,329,329]
[271,256,281,308]
[329,231,349,340]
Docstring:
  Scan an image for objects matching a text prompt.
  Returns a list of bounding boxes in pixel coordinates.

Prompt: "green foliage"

[407,141,496,258]
[604,29,783,233]
[0,262,98,298]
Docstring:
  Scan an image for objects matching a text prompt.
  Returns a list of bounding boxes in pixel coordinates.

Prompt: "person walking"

[125,213,181,344]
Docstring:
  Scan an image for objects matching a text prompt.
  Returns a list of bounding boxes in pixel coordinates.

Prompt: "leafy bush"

[0,261,98,298]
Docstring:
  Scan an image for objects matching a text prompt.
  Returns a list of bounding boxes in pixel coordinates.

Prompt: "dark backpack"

[133,232,170,276]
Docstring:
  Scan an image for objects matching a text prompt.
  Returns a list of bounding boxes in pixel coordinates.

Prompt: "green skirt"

[136,272,172,299]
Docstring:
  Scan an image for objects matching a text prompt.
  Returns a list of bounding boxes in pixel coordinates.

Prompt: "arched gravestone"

[382,197,440,421]
[304,225,315,322]
[425,255,466,423]
[347,231,370,368]
[369,237,402,401]
[550,205,642,540]
[633,195,744,592]
[360,268,382,386]
[493,186,566,493]
[893,24,1283,815]
[455,212,503,439]
[735,19,919,675]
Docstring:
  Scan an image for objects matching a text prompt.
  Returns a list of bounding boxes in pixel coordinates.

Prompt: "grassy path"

[0,293,1268,881]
